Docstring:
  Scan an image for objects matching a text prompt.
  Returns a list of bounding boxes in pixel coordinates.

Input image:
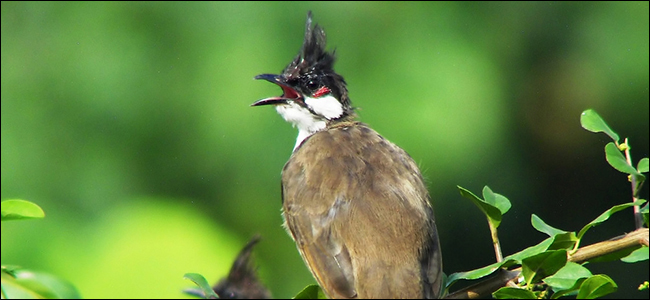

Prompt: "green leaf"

[293,284,327,299]
[548,232,578,250]
[521,250,567,285]
[551,279,586,299]
[493,287,537,299]
[183,273,219,299]
[576,274,617,299]
[577,201,645,241]
[483,186,512,215]
[1,269,80,299]
[1,271,44,299]
[445,260,509,289]
[445,237,554,289]
[638,158,649,173]
[506,237,555,263]
[620,246,649,263]
[580,109,619,142]
[1,199,45,221]
[531,214,569,236]
[604,142,640,175]
[13,269,81,299]
[530,215,576,249]
[457,186,503,229]
[544,262,592,292]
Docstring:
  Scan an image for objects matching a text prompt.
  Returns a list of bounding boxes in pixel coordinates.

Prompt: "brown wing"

[281,121,442,299]
[281,192,357,298]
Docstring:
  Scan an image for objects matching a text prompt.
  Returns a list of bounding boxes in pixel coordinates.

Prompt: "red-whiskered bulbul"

[252,12,443,299]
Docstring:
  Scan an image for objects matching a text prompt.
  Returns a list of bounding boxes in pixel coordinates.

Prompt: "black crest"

[282,12,336,80]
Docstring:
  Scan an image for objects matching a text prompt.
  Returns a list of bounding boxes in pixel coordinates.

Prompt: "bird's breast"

[282,121,430,222]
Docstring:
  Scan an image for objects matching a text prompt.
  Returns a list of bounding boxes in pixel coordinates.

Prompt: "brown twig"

[568,228,648,263]
[444,228,649,299]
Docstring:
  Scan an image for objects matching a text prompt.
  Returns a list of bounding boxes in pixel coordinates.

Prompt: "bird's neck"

[275,100,356,151]
[294,127,321,151]
[275,102,327,151]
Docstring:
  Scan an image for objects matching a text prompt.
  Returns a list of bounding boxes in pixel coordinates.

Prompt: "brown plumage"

[282,122,442,298]
[253,12,443,299]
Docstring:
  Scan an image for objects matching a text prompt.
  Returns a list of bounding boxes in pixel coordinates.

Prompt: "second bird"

[252,12,443,299]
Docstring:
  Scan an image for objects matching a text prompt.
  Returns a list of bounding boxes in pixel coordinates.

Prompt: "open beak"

[251,74,303,107]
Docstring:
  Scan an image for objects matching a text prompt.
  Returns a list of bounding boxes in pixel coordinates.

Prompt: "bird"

[212,236,272,299]
[251,12,443,299]
[184,236,271,299]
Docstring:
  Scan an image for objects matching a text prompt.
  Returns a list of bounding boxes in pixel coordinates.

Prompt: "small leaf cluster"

[183,273,220,299]
[448,187,645,299]
[1,200,81,299]
[580,109,648,198]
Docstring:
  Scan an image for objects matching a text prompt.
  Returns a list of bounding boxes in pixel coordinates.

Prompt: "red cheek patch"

[312,86,331,98]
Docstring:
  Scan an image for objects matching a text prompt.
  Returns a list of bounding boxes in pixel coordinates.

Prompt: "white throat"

[275,95,344,151]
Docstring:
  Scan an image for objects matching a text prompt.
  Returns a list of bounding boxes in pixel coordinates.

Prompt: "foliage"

[291,284,328,299]
[1,200,45,222]
[183,273,219,299]
[1,200,81,299]
[442,109,648,299]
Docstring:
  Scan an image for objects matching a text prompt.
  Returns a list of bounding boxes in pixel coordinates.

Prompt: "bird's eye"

[307,80,318,90]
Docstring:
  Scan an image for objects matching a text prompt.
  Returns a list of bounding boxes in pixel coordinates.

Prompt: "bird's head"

[252,12,354,138]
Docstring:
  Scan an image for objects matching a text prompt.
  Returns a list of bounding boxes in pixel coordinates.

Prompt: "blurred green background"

[1,1,648,299]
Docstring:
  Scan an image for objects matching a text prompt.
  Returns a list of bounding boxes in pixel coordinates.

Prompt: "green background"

[1,1,648,298]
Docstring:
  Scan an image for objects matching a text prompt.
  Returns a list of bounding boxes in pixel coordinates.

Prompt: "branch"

[444,228,649,299]
[569,228,648,263]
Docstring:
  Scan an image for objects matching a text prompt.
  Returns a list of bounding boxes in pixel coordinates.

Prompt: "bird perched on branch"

[252,12,443,299]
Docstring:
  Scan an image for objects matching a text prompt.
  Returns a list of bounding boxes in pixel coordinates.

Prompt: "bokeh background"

[2,1,648,299]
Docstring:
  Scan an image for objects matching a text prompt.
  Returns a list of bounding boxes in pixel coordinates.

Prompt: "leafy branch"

[442,109,649,299]
[444,228,648,299]
[581,109,648,229]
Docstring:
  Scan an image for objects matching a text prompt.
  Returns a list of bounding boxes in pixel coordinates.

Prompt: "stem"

[623,138,644,229]
[488,221,503,262]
